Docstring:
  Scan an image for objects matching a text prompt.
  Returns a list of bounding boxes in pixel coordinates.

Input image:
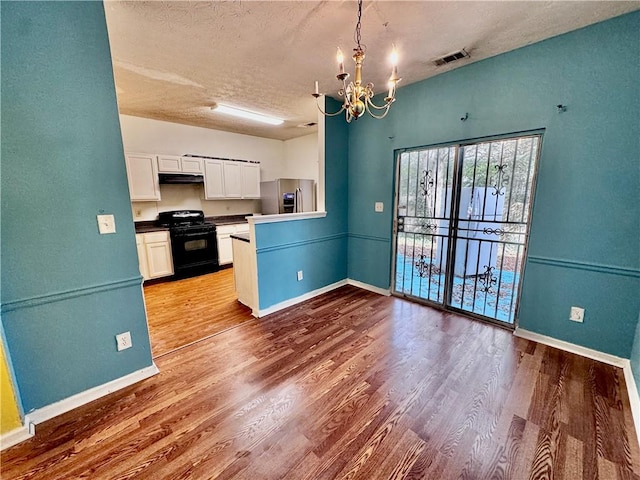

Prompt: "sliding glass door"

[392,134,541,327]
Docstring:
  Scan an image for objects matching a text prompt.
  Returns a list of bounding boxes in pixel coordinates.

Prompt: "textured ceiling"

[103,1,640,141]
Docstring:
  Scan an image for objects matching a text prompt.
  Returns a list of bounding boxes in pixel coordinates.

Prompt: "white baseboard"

[257,280,348,317]
[513,327,627,367]
[346,279,391,296]
[0,363,160,451]
[1,363,159,450]
[0,425,32,451]
[25,363,159,426]
[256,278,392,318]
[514,327,640,447]
[623,361,640,448]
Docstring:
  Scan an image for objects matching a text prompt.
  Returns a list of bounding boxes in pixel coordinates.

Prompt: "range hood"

[159,173,204,184]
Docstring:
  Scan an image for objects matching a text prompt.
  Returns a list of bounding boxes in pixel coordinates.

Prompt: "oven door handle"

[173,231,214,238]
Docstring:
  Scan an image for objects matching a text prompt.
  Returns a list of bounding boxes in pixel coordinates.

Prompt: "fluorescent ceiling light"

[212,104,284,126]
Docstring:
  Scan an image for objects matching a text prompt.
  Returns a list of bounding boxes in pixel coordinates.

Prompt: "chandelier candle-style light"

[312,0,400,122]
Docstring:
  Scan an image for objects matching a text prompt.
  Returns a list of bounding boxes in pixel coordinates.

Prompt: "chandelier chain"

[354,0,364,51]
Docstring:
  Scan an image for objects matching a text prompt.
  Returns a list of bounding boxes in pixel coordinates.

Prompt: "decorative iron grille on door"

[392,134,541,326]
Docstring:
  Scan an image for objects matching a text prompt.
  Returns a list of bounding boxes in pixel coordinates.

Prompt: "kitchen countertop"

[135,214,253,233]
[205,214,253,226]
[230,233,250,243]
[134,221,169,234]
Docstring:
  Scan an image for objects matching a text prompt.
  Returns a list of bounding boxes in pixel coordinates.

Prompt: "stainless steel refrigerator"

[260,179,316,214]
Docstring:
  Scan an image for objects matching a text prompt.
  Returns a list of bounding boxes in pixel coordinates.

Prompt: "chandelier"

[312,0,401,122]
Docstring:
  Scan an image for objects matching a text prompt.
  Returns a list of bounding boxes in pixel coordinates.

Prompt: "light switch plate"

[97,214,116,234]
[375,202,384,212]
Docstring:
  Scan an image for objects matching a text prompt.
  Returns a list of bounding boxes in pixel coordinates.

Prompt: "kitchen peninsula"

[231,232,258,315]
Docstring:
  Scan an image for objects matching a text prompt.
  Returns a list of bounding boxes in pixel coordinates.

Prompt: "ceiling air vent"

[433,49,470,67]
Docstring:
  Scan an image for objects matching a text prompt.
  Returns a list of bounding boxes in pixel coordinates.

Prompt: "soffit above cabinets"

[103,1,640,141]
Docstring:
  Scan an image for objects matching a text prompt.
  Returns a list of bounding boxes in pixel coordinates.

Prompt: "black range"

[158,210,219,279]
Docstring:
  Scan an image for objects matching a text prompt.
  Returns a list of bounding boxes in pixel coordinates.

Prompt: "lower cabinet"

[216,223,250,266]
[136,231,174,280]
[232,236,258,314]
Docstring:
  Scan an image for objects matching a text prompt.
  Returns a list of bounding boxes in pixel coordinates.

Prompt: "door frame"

[390,130,544,330]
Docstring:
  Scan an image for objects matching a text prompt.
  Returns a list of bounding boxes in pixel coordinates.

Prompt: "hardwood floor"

[144,267,254,357]
[2,286,639,479]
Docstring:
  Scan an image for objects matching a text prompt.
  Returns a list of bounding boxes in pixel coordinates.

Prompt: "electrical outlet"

[116,331,132,351]
[135,209,142,218]
[375,202,384,212]
[297,270,303,281]
[569,306,584,323]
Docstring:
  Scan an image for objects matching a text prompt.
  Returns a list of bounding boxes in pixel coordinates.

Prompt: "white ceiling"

[103,1,640,141]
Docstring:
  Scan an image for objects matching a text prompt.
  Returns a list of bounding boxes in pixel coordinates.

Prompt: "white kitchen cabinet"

[235,223,250,234]
[156,155,182,173]
[223,162,242,198]
[125,153,161,201]
[136,231,173,280]
[136,234,150,279]
[204,159,260,200]
[216,225,236,265]
[216,223,249,265]
[204,159,225,199]
[241,163,261,198]
[157,155,203,174]
[180,157,203,173]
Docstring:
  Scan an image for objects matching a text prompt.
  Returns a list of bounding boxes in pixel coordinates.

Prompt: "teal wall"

[2,2,635,415]
[1,2,153,412]
[255,98,348,309]
[347,12,640,358]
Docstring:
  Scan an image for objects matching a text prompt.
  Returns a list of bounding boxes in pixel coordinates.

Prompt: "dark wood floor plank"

[528,354,568,479]
[512,420,541,480]
[561,433,584,480]
[2,285,638,480]
[483,414,526,480]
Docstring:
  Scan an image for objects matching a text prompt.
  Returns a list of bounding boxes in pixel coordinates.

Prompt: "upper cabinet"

[204,159,260,200]
[124,153,161,201]
[157,155,203,174]
[204,159,225,199]
[241,163,260,199]
[125,153,259,201]
[223,162,242,198]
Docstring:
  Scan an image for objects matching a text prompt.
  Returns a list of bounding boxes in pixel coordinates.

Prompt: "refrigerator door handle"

[298,187,303,212]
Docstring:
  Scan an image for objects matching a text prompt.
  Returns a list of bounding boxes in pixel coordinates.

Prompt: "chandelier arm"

[346,110,354,123]
[315,96,347,117]
[366,104,391,119]
[366,96,392,111]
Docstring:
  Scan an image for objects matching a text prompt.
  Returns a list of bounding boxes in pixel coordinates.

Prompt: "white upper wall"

[283,133,318,183]
[119,114,286,181]
[118,115,321,219]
